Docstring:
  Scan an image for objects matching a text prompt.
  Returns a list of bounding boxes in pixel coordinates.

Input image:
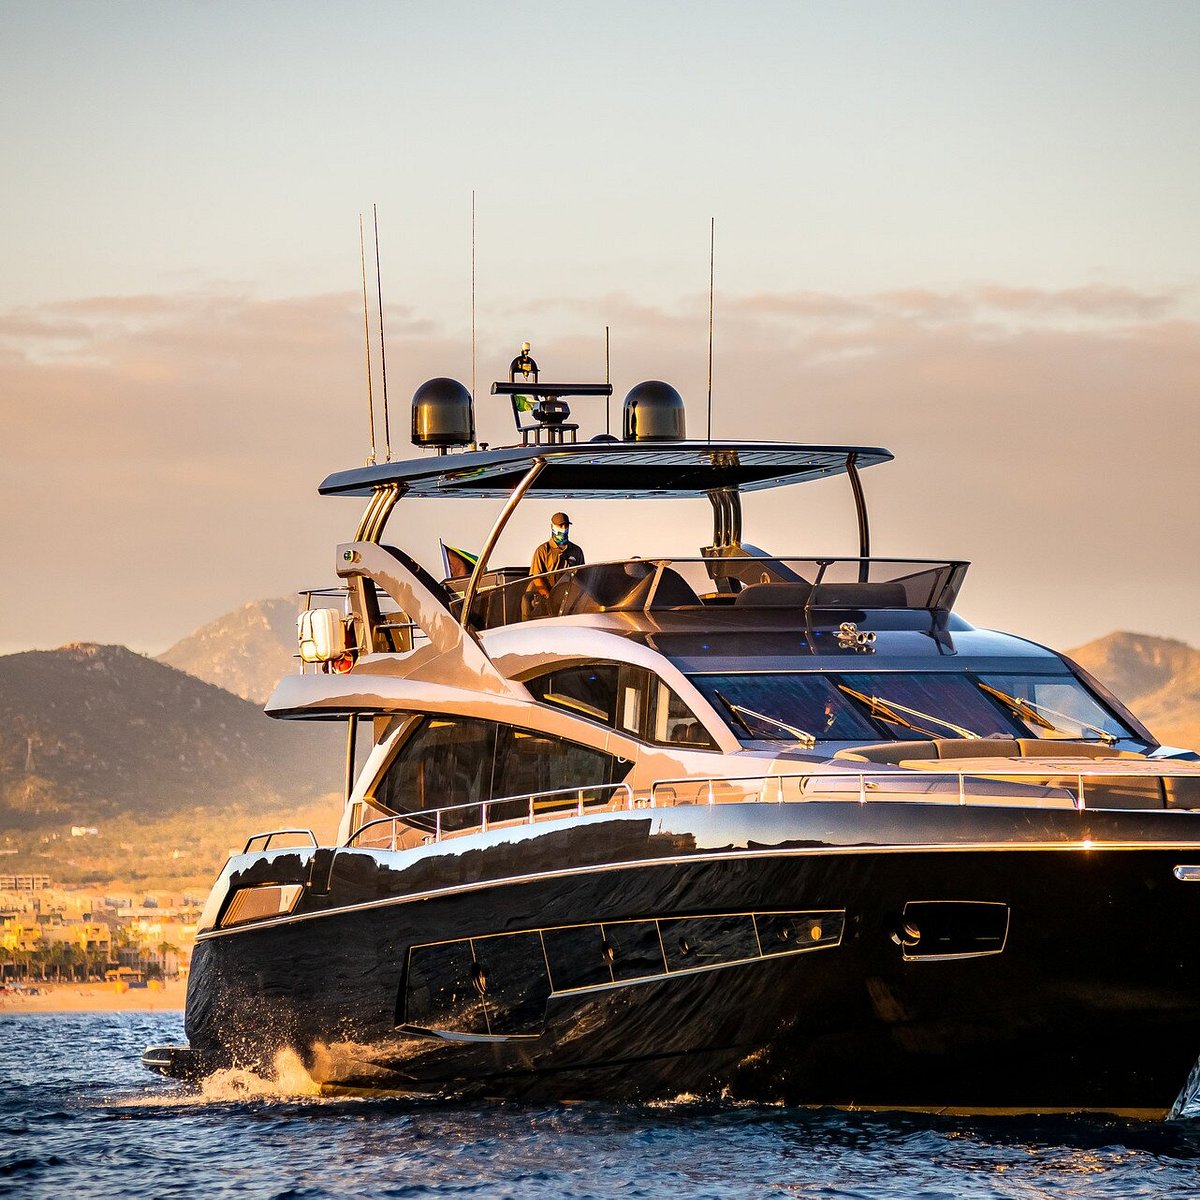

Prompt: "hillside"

[0,643,342,886]
[158,597,299,705]
[1067,632,1200,751]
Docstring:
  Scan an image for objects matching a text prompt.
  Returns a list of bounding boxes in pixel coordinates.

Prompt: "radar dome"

[622,380,686,442]
[411,377,475,450]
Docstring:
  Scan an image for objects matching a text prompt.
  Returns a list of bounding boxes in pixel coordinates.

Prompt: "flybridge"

[318,442,894,500]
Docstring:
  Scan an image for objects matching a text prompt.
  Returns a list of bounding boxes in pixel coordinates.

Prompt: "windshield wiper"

[837,683,978,740]
[977,683,1116,745]
[714,691,816,749]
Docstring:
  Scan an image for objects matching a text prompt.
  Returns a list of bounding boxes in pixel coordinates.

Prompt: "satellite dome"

[622,380,686,442]
[411,377,475,450]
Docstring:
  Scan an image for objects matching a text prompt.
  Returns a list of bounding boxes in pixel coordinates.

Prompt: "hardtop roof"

[319,441,893,499]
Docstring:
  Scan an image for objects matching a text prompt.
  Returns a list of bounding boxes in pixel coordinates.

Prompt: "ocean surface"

[4,1013,1200,1198]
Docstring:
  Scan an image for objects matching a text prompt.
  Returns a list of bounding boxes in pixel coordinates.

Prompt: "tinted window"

[526,663,649,735]
[375,716,629,831]
[404,940,489,1034]
[691,673,881,742]
[529,663,715,749]
[844,673,1023,741]
[652,680,717,749]
[493,726,620,800]
[527,664,620,724]
[976,674,1133,742]
[374,717,496,822]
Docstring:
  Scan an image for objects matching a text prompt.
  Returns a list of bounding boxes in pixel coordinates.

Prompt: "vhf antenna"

[358,214,377,466]
[706,216,715,443]
[471,189,477,405]
[373,203,392,462]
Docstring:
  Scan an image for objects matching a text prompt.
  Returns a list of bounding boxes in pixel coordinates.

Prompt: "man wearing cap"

[524,512,584,619]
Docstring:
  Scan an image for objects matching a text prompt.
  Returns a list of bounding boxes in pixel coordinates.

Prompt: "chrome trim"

[897,898,1010,963]
[1173,865,1200,881]
[195,838,1200,942]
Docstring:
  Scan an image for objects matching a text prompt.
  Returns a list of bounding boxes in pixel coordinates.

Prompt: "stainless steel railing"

[337,765,1200,855]
[346,783,635,851]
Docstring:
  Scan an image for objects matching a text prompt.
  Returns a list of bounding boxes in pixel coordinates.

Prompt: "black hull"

[174,803,1200,1114]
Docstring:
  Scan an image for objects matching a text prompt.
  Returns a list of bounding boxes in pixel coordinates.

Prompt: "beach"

[0,980,186,1013]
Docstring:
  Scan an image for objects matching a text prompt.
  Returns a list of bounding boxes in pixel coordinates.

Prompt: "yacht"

[145,350,1200,1116]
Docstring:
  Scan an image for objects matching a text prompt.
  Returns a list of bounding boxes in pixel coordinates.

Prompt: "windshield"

[690,671,1137,745]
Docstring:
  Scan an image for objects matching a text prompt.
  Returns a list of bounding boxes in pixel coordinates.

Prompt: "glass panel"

[690,673,882,742]
[472,932,551,1035]
[601,920,666,981]
[526,665,620,725]
[542,924,613,991]
[840,673,1025,741]
[660,915,758,971]
[653,681,716,748]
[976,674,1135,742]
[898,901,1008,960]
[756,911,845,955]
[375,717,496,830]
[618,666,649,736]
[404,940,488,1033]
[492,727,617,802]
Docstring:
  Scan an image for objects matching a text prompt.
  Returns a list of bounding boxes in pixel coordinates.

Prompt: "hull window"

[895,901,1009,961]
[661,915,759,969]
[404,939,492,1034]
[400,910,845,1037]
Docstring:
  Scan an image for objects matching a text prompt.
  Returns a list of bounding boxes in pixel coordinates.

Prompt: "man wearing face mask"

[524,512,584,619]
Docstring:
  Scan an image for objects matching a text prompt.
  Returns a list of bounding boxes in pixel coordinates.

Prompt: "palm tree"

[158,941,179,979]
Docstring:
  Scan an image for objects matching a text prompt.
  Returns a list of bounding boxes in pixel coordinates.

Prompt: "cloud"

[0,281,1197,656]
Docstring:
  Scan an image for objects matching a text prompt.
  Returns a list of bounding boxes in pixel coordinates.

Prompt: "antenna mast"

[706,217,715,442]
[471,190,477,405]
[358,215,377,466]
[373,203,392,462]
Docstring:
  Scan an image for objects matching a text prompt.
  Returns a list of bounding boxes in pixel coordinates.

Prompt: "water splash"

[198,1047,322,1101]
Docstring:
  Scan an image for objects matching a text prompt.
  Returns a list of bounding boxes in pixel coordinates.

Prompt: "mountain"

[0,643,343,885]
[158,597,299,705]
[1067,632,1200,751]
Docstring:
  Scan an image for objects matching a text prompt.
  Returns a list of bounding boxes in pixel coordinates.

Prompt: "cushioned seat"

[734,582,813,607]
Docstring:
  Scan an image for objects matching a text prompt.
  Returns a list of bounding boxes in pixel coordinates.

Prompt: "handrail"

[330,765,1200,858]
[242,829,318,853]
[346,782,635,851]
[648,767,1200,814]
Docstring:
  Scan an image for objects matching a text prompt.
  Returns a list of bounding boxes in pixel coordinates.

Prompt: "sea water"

[3,1013,1200,1198]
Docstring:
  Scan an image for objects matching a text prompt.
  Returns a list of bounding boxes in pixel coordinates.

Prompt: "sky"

[1,0,1198,657]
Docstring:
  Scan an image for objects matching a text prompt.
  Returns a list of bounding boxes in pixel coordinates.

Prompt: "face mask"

[551,526,568,545]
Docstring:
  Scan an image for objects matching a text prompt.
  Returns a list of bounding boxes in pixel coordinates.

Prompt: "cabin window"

[526,662,716,749]
[691,673,881,743]
[975,674,1133,742]
[492,726,620,800]
[652,680,717,748]
[371,715,629,829]
[690,669,1135,746]
[373,716,496,824]
[528,664,621,724]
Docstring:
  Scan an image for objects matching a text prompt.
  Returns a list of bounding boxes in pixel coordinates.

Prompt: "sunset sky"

[2,1,1198,656]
